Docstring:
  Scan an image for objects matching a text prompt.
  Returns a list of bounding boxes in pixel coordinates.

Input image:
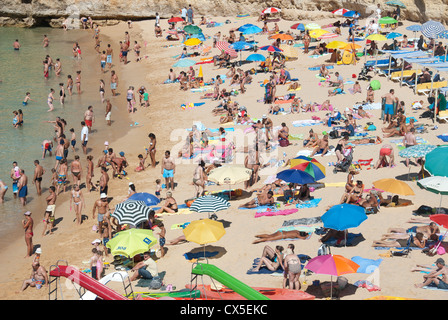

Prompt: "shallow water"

[0,27,123,246]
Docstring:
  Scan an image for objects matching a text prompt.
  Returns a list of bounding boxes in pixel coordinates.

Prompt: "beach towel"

[296,198,322,209]
[351,256,383,274]
[354,280,381,292]
[324,233,363,247]
[282,217,322,227]
[278,225,320,233]
[296,149,335,157]
[239,204,276,210]
[308,65,334,71]
[437,134,448,142]
[292,119,322,127]
[254,208,298,218]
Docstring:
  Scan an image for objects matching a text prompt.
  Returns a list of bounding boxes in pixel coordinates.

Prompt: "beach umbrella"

[321,204,367,231]
[406,24,422,39]
[262,7,281,14]
[168,17,184,23]
[342,43,362,50]
[127,192,160,206]
[305,254,360,298]
[436,31,448,40]
[276,168,316,185]
[421,21,446,39]
[332,8,350,16]
[183,218,226,257]
[343,10,357,18]
[386,32,402,39]
[425,146,448,177]
[230,41,253,51]
[246,53,266,62]
[184,25,202,35]
[366,34,388,41]
[189,195,230,219]
[386,0,406,8]
[305,23,321,30]
[399,144,437,179]
[319,33,339,40]
[290,156,326,174]
[418,176,448,208]
[208,165,252,185]
[173,58,196,68]
[429,214,448,254]
[189,32,206,41]
[378,17,398,25]
[215,41,238,57]
[106,229,157,258]
[184,38,202,46]
[271,33,294,41]
[291,162,325,181]
[111,200,153,227]
[259,45,283,52]
[291,23,305,31]
[238,23,257,31]
[242,25,263,35]
[309,29,329,39]
[326,40,348,49]
[373,178,415,196]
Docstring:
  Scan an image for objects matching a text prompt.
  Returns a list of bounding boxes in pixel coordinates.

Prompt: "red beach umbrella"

[168,17,184,23]
[215,41,238,57]
[262,7,281,14]
[332,8,349,16]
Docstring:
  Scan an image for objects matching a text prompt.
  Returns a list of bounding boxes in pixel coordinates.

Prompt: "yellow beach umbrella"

[343,43,362,50]
[309,29,329,39]
[198,65,203,78]
[373,178,415,196]
[183,219,226,245]
[326,40,348,49]
[366,34,387,42]
[184,38,202,46]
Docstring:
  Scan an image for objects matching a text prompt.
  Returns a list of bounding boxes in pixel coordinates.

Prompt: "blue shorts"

[101,61,106,69]
[107,55,112,63]
[56,156,63,161]
[19,185,28,198]
[138,267,154,280]
[385,103,394,115]
[163,169,174,178]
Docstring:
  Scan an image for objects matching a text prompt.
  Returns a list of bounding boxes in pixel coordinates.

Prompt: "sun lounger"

[437,110,448,123]
[391,69,422,82]
[417,81,448,96]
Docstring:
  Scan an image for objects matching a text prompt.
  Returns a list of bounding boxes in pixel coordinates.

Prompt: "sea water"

[0,27,123,246]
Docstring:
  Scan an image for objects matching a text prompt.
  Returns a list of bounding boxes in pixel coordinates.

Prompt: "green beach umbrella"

[369,79,381,91]
[184,25,202,35]
[425,146,448,177]
[106,228,157,258]
[378,17,398,25]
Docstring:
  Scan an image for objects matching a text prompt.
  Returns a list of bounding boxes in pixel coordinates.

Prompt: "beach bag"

[317,243,331,256]
[148,277,163,290]
[329,130,339,139]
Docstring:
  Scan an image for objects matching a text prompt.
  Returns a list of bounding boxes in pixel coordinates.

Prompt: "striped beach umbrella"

[111,200,153,226]
[262,7,281,14]
[291,23,305,31]
[332,8,349,16]
[319,32,339,40]
[436,30,448,40]
[421,21,446,39]
[259,45,283,52]
[189,195,230,218]
[215,41,238,57]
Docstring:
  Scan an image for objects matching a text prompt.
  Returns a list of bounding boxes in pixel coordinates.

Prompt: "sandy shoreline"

[3,13,448,301]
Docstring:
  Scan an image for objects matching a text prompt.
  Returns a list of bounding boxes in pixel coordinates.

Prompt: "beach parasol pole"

[399,57,404,87]
[387,54,392,80]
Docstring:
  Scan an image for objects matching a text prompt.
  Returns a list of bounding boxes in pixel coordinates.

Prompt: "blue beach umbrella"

[246,53,266,62]
[127,192,160,206]
[259,45,282,52]
[173,58,196,68]
[276,168,316,185]
[406,24,422,32]
[291,23,305,31]
[421,21,446,39]
[239,23,257,31]
[321,204,367,231]
[230,41,253,51]
[242,25,263,35]
[386,32,402,39]
[343,10,357,18]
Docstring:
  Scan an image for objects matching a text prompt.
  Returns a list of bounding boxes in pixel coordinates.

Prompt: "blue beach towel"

[184,251,219,260]
[351,256,383,274]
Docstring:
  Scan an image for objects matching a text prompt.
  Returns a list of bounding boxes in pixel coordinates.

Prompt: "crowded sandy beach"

[3,1,448,303]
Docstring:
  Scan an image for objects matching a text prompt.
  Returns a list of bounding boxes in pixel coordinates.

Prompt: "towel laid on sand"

[351,256,383,274]
[254,208,298,218]
[282,216,322,227]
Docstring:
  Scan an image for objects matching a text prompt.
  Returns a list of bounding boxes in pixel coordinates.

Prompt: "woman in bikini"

[67,75,73,96]
[147,133,157,168]
[250,246,284,272]
[303,31,311,54]
[70,184,85,225]
[283,252,302,290]
[47,89,55,112]
[340,180,364,204]
[86,155,96,192]
[290,97,301,114]
[193,160,207,198]
[75,71,81,94]
[253,231,310,244]
[99,80,106,103]
[156,192,178,214]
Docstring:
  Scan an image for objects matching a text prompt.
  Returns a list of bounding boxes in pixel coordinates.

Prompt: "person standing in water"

[42,35,50,48]
[32,160,45,196]
[59,83,66,105]
[13,39,21,50]
[47,88,55,112]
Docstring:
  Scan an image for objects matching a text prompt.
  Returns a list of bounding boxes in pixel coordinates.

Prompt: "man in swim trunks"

[84,106,94,133]
[239,190,275,208]
[43,186,57,236]
[374,144,395,169]
[161,150,175,190]
[382,89,399,124]
[415,258,448,289]
[310,134,329,157]
[110,70,118,96]
[81,121,89,155]
[17,169,28,207]
[105,99,112,126]
[92,193,111,237]
[10,161,20,199]
[33,160,45,196]
[18,262,49,292]
[106,44,113,69]
[13,39,21,50]
[54,139,65,170]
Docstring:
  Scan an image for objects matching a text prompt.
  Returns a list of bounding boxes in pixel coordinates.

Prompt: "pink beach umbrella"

[319,33,339,40]
[305,254,360,298]
[215,41,238,57]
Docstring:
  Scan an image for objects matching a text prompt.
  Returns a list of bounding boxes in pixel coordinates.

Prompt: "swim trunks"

[71,140,76,147]
[380,148,392,157]
[163,169,174,178]
[107,55,112,63]
[111,83,117,90]
[32,278,45,289]
[85,119,93,128]
[19,185,28,198]
[56,156,63,161]
[22,101,27,106]
[384,103,394,115]
[100,61,106,69]
[105,112,111,121]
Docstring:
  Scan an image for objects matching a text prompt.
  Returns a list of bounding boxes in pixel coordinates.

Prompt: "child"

[156,222,166,258]
[23,92,34,106]
[143,90,150,107]
[155,179,162,199]
[33,247,42,264]
[50,168,58,189]
[95,250,104,279]
[70,128,76,152]
[90,248,99,279]
[134,153,148,172]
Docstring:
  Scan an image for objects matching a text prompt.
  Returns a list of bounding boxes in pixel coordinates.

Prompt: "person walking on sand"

[106,44,113,69]
[33,160,45,196]
[147,133,157,168]
[70,155,83,187]
[22,211,34,258]
[110,70,118,96]
[161,150,175,190]
[92,193,110,237]
[86,155,96,192]
[75,70,81,94]
[81,121,89,155]
[105,99,112,126]
[382,89,399,124]
[84,105,94,133]
[43,186,57,236]
[70,183,85,225]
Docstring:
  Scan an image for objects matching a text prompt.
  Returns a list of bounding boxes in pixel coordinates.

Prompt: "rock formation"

[0,0,447,27]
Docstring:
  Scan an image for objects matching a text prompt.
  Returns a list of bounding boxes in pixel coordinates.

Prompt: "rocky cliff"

[1,0,447,27]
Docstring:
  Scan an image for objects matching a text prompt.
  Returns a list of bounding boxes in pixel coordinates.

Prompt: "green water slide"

[191,263,270,300]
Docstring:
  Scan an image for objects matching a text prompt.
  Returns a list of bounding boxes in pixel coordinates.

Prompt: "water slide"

[191,263,270,300]
[49,265,128,300]
[81,271,129,300]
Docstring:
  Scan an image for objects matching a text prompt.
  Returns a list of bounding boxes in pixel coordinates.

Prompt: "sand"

[2,13,447,301]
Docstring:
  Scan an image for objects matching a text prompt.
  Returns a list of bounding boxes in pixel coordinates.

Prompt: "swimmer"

[23,92,34,106]
[47,89,55,112]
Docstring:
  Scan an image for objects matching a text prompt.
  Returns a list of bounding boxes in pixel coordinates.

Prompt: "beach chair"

[391,69,422,82]
[417,80,448,96]
[437,110,448,123]
[391,234,413,258]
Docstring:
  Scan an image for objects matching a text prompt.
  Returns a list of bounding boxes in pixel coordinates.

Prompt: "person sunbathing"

[349,81,362,94]
[253,230,310,244]
[320,99,331,111]
[371,232,427,248]
[356,106,370,118]
[310,134,329,157]
[383,223,439,240]
[319,64,329,78]
[250,245,284,271]
[340,180,363,204]
[156,192,178,213]
[288,82,301,91]
[290,97,301,113]
[239,190,274,208]
[302,102,317,112]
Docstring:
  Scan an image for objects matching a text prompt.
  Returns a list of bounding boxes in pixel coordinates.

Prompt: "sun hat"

[24,211,31,216]
[100,193,107,199]
[91,239,102,245]
[435,258,445,266]
[35,248,42,254]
